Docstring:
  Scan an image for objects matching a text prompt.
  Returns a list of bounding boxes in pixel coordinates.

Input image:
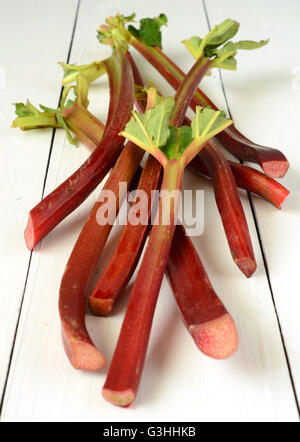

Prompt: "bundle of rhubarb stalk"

[12,14,290,407]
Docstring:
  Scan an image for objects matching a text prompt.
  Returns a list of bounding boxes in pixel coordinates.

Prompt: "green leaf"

[14,101,39,117]
[160,125,193,160]
[216,56,237,70]
[39,104,57,113]
[127,25,139,39]
[235,39,269,50]
[206,19,239,48]
[120,96,174,157]
[128,13,167,48]
[191,107,228,140]
[123,13,136,21]
[183,18,268,71]
[182,36,203,60]
[11,101,60,130]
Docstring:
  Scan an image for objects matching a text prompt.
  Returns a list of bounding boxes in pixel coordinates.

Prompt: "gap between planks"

[201,0,300,418]
[0,0,82,418]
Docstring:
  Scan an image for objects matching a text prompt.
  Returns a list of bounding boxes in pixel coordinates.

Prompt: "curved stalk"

[59,141,143,370]
[25,49,134,250]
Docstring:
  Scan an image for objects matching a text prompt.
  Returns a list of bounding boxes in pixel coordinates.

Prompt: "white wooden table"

[0,0,299,422]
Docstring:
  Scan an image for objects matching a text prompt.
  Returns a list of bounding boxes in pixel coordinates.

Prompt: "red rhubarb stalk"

[102,55,233,405]
[88,154,162,316]
[102,158,185,407]
[59,140,143,370]
[168,224,238,359]
[24,48,134,250]
[99,14,288,177]
[189,154,289,209]
[200,140,256,277]
[125,51,147,113]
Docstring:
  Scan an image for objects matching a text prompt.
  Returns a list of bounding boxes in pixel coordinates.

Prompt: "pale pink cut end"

[102,387,135,407]
[276,189,290,210]
[190,313,238,359]
[235,257,257,278]
[24,213,35,250]
[262,160,289,179]
[62,328,106,371]
[88,297,114,317]
[71,342,106,371]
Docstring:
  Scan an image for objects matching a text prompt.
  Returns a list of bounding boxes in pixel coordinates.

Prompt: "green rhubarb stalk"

[12,75,105,150]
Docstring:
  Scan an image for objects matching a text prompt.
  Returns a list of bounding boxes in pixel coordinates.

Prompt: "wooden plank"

[0,0,79,402]
[204,0,300,411]
[1,0,298,421]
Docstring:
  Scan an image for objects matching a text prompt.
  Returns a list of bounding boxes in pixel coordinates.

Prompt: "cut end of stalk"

[24,213,36,250]
[88,296,114,316]
[102,387,135,407]
[262,159,289,178]
[276,188,290,209]
[235,257,257,278]
[62,327,106,371]
[189,313,238,359]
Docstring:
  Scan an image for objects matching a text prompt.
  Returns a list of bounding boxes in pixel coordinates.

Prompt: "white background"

[0,0,299,422]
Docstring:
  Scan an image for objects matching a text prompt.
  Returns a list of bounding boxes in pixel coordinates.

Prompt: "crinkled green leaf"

[121,96,174,156]
[216,55,237,70]
[191,106,228,140]
[123,13,136,21]
[235,39,269,50]
[206,19,239,48]
[14,101,38,117]
[211,39,268,69]
[12,91,77,145]
[12,101,60,130]
[160,125,193,160]
[183,18,268,71]
[182,36,203,60]
[128,13,167,48]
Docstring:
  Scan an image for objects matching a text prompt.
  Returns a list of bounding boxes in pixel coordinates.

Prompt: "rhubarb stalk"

[24,48,134,250]
[59,139,143,370]
[103,61,232,405]
[189,154,289,209]
[98,14,288,178]
[167,224,238,359]
[200,140,256,277]
[88,154,162,316]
